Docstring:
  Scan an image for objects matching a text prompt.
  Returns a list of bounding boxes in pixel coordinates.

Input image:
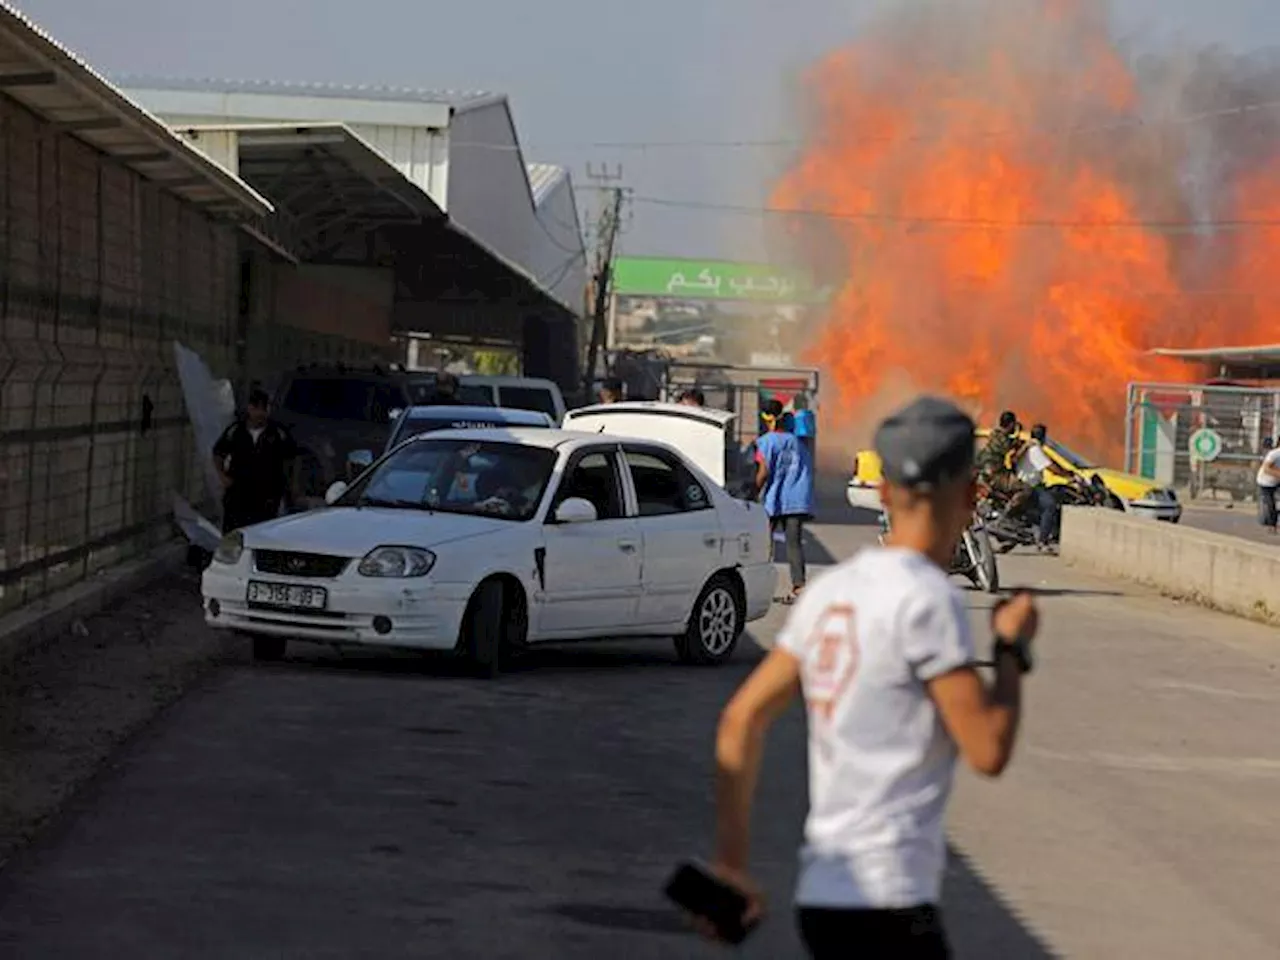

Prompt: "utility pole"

[583,163,627,398]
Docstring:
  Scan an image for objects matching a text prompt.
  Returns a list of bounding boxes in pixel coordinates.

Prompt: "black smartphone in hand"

[664,860,759,945]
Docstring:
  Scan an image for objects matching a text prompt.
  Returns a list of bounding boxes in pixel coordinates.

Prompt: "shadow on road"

[259,630,771,683]
[945,845,1059,958]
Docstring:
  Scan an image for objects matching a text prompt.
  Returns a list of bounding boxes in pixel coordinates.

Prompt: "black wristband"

[992,635,1033,675]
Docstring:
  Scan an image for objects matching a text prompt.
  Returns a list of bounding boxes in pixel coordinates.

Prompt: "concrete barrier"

[1060,507,1280,625]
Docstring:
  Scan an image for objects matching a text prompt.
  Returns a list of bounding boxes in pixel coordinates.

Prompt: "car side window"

[624,448,711,516]
[552,450,624,521]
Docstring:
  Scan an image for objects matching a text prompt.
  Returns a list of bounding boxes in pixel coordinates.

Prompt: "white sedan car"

[202,428,775,676]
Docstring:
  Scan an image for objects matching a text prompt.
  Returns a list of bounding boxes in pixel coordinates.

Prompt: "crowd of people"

[975,410,1075,551]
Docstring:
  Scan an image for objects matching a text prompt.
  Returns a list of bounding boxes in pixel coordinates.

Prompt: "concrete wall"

[1061,507,1280,624]
[0,94,238,614]
[272,265,394,344]
[242,264,397,391]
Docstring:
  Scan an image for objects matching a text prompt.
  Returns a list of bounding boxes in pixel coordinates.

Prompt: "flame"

[772,0,1277,460]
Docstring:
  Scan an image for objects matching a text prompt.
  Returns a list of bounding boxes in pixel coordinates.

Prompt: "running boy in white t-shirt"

[705,396,1039,958]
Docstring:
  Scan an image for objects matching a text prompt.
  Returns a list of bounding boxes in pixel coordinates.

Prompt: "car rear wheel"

[252,636,287,662]
[674,574,743,666]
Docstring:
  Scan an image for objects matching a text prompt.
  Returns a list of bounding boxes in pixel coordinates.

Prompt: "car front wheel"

[674,574,743,666]
[459,578,527,679]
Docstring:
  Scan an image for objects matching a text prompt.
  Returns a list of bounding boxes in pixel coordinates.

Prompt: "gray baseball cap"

[874,396,976,490]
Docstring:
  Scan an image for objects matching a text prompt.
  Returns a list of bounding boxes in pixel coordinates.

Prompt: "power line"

[450,94,1280,155]
[582,164,629,394]
[630,194,1280,231]
[537,248,587,291]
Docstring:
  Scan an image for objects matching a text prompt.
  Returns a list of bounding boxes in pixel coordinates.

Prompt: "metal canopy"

[184,122,578,320]
[1151,344,1280,365]
[0,3,270,220]
[180,122,446,261]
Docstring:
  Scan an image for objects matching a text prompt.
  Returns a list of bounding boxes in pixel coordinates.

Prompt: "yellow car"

[845,429,1182,522]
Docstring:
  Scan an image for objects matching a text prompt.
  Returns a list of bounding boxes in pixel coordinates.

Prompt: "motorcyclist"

[1015,423,1076,550]
[977,410,1031,519]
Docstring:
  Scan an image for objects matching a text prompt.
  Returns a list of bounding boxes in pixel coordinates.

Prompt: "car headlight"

[213,531,244,565]
[357,546,436,578]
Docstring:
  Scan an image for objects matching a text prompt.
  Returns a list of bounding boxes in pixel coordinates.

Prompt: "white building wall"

[122,85,585,315]
[445,102,534,274]
[530,174,587,313]
[349,123,449,208]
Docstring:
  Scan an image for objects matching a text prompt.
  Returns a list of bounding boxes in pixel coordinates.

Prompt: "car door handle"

[703,534,720,548]
[617,539,638,553]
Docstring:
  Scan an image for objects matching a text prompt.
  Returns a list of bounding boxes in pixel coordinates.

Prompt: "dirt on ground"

[0,569,239,866]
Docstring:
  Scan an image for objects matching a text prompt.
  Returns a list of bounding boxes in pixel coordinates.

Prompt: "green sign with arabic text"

[611,257,826,303]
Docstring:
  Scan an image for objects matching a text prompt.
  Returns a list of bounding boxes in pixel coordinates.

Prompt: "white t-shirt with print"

[776,546,975,909]
[1257,449,1280,488]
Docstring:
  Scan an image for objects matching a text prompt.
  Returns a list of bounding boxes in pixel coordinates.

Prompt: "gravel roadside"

[0,570,238,867]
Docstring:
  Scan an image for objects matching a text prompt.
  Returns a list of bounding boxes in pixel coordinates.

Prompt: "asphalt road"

[1179,502,1279,544]
[1,502,1278,958]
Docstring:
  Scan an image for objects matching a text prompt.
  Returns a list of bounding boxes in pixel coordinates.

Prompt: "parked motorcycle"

[878,510,1000,594]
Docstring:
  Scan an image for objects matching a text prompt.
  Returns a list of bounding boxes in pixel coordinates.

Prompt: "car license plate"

[247,581,328,610]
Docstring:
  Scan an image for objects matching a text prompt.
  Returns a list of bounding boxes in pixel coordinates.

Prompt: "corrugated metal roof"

[117,75,503,111]
[526,162,567,206]
[0,4,270,219]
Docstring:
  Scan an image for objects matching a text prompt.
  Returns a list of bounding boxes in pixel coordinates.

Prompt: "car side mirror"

[347,449,374,479]
[388,408,403,421]
[324,481,349,505]
[552,497,598,524]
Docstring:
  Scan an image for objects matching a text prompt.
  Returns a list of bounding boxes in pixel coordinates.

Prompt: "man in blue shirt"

[755,399,814,604]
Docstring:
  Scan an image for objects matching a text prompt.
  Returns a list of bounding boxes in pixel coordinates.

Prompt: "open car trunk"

[563,402,754,496]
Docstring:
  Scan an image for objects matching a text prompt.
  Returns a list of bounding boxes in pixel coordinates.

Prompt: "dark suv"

[272,365,463,502]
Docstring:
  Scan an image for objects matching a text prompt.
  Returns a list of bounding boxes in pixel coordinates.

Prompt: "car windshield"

[497,385,558,418]
[283,378,385,420]
[1045,438,1095,470]
[341,439,555,521]
[404,381,496,407]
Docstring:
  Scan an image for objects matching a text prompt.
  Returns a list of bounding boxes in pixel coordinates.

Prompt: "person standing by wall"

[755,399,813,605]
[212,389,299,533]
[1256,437,1280,534]
[705,396,1039,958]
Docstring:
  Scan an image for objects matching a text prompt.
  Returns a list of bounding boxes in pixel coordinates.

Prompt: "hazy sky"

[17,0,1276,261]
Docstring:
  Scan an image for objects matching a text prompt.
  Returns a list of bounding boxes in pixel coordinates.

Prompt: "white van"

[457,375,566,424]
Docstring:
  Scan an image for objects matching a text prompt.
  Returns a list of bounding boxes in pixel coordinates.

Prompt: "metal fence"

[0,96,238,614]
[661,362,821,453]
[1124,381,1280,502]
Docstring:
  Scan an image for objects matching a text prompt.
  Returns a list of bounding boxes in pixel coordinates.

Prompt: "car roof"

[567,400,736,426]
[408,426,687,453]
[400,405,550,423]
[459,375,561,389]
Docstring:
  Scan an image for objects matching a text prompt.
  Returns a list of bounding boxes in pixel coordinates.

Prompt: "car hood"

[243,507,516,556]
